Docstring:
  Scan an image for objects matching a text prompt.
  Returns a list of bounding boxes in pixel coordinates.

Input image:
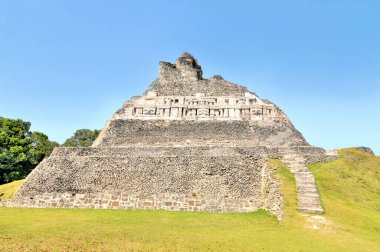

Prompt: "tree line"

[0,116,99,184]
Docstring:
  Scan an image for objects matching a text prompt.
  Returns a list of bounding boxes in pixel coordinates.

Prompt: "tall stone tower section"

[93,52,308,148]
[11,53,335,218]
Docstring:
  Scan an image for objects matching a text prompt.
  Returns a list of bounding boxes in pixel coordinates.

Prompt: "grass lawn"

[0,148,379,251]
[0,180,24,200]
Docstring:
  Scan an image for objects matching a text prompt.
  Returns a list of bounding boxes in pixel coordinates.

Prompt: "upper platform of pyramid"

[91,53,309,148]
[111,52,291,123]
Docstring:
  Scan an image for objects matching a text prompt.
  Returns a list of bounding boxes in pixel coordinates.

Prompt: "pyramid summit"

[8,53,336,218]
[94,52,307,148]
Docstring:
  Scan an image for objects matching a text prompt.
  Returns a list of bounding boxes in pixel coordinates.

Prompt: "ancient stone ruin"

[4,53,337,218]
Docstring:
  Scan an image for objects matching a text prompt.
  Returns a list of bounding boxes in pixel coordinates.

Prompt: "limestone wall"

[2,191,279,216]
[13,146,283,218]
[93,120,309,147]
[5,191,283,218]
[16,147,267,198]
[41,146,330,160]
[51,146,269,158]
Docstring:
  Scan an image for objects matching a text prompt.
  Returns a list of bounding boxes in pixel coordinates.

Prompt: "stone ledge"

[49,146,329,159]
[1,192,267,215]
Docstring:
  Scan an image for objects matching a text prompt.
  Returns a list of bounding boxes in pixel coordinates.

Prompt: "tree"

[62,129,100,147]
[0,117,58,184]
[29,131,59,165]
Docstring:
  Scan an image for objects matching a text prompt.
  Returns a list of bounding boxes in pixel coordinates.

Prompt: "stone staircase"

[281,151,324,214]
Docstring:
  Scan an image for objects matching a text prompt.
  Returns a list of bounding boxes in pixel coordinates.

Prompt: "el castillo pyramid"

[7,53,337,218]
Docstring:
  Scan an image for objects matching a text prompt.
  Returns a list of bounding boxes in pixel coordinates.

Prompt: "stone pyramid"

[10,53,336,218]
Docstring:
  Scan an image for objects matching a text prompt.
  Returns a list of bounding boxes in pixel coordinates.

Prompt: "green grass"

[309,148,380,245]
[0,149,379,251]
[0,179,24,200]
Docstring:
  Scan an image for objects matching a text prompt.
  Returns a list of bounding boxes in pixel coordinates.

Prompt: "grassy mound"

[0,180,24,200]
[309,148,380,240]
[0,149,379,251]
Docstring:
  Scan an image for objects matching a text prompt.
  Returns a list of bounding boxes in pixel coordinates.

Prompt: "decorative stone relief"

[115,92,284,122]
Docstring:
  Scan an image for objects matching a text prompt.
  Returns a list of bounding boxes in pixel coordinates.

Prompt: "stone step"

[295,177,314,181]
[287,165,305,169]
[286,165,305,169]
[296,177,315,180]
[295,172,314,176]
[298,202,322,208]
[298,207,324,214]
[298,193,320,197]
[298,206,324,213]
[296,182,316,186]
[289,165,307,168]
[298,196,321,201]
[298,188,318,193]
[296,178,315,183]
[296,178,316,183]
[297,192,320,197]
[298,192,319,199]
[288,165,307,169]
[291,166,309,169]
[298,199,321,205]
[297,188,318,193]
[299,198,321,203]
[297,181,315,184]
[281,153,324,214]
[297,189,318,194]
[297,184,317,188]
[297,182,316,186]
[297,178,315,183]
[291,169,309,173]
[296,179,316,184]
[296,183,316,188]
[299,203,323,210]
[283,161,305,165]
[297,180,315,183]
[297,183,317,188]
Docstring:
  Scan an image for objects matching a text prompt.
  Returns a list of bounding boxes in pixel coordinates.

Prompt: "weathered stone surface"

[353,146,374,155]
[93,120,308,148]
[17,147,266,198]
[7,53,337,219]
[1,192,263,214]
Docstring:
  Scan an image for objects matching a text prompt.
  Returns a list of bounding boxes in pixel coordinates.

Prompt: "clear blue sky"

[1,1,379,154]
